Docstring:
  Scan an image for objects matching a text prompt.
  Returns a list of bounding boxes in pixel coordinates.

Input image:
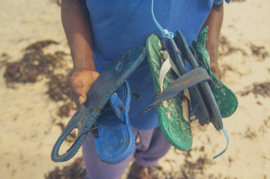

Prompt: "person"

[61,0,229,178]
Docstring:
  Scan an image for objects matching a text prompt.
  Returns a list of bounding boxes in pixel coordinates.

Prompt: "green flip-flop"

[191,26,238,118]
[145,34,192,151]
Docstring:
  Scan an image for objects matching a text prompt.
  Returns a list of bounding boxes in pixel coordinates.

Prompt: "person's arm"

[62,0,99,106]
[202,2,224,80]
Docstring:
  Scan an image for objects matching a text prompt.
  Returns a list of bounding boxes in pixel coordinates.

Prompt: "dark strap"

[109,91,126,124]
[130,90,141,100]
[140,67,212,115]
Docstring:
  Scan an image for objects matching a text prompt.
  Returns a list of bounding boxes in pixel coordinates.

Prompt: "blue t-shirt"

[86,0,230,130]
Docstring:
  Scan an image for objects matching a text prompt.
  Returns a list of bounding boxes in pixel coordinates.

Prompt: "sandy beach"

[0,0,270,179]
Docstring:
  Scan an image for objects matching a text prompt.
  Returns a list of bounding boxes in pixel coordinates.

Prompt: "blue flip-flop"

[176,30,229,159]
[94,81,134,164]
[51,46,146,163]
[176,30,223,131]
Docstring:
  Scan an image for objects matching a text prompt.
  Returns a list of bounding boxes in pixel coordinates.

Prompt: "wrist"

[70,45,95,72]
[73,65,96,73]
[72,56,96,72]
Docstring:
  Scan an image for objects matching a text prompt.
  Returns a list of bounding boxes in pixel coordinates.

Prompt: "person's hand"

[70,69,100,107]
[210,62,221,80]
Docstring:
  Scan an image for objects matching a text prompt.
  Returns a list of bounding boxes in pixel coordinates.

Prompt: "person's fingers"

[70,70,100,107]
[210,66,221,80]
[70,75,87,106]
[83,72,100,95]
[74,97,80,108]
[79,96,85,104]
[70,79,84,98]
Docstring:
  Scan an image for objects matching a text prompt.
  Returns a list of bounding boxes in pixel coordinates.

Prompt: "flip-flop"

[141,34,212,151]
[191,26,238,118]
[176,30,229,159]
[176,30,223,131]
[51,46,146,162]
[94,81,135,164]
[169,38,211,125]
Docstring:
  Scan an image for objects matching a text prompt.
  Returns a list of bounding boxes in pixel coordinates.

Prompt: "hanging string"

[151,0,174,39]
[213,128,229,159]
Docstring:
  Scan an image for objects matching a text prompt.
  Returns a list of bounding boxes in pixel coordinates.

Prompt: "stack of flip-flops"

[51,27,238,164]
[51,46,146,164]
[141,27,238,159]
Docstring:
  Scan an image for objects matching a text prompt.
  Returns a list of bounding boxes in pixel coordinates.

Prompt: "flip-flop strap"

[140,67,212,115]
[109,92,126,124]
[213,128,229,159]
[159,50,181,92]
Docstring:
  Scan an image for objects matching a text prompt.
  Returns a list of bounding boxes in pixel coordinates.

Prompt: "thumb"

[79,96,85,105]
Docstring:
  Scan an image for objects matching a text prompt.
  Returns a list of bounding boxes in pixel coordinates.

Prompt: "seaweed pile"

[218,35,247,57]
[46,73,76,117]
[45,157,86,179]
[4,40,76,117]
[4,40,66,83]
[218,35,269,62]
[239,82,270,98]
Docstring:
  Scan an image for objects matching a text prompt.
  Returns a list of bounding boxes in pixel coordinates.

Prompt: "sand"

[0,0,270,179]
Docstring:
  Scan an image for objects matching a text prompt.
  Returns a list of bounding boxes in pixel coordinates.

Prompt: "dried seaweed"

[46,73,77,117]
[0,53,10,70]
[181,154,214,178]
[250,43,269,61]
[243,127,257,140]
[46,75,72,101]
[4,49,67,83]
[218,35,247,57]
[4,40,74,117]
[44,157,86,179]
[239,82,270,98]
[56,122,77,143]
[24,40,58,51]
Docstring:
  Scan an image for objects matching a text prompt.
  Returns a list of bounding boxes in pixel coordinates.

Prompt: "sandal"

[94,81,135,164]
[51,46,146,162]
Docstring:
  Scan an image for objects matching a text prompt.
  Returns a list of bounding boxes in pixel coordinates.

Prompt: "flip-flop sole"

[146,34,192,151]
[95,81,135,164]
